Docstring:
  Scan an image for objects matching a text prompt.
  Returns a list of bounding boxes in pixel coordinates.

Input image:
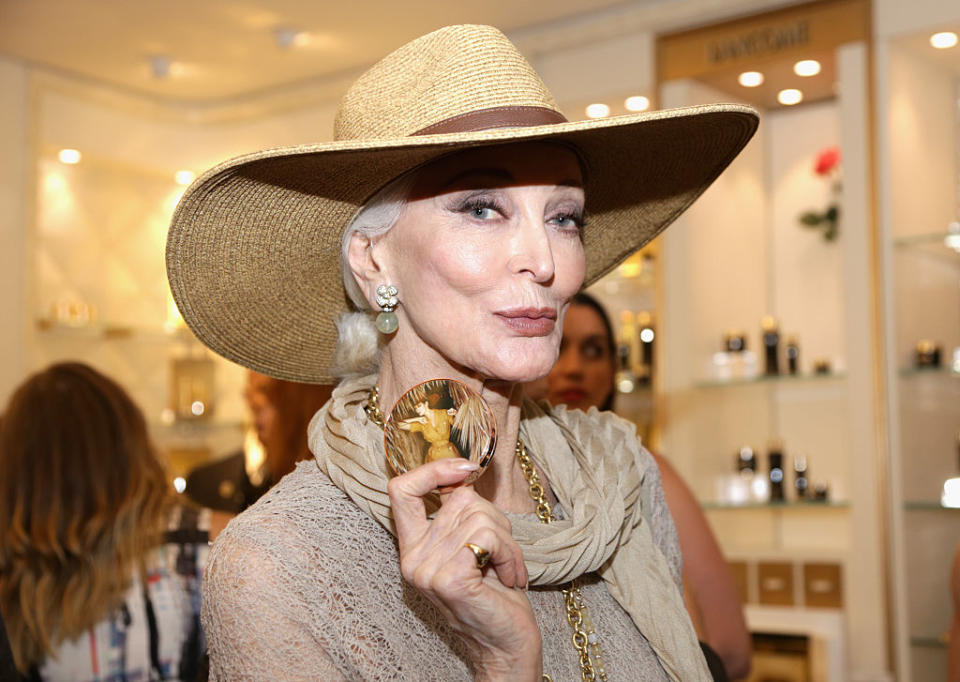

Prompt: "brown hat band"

[412,105,567,136]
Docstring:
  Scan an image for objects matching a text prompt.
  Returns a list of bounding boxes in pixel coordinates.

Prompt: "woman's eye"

[581,341,604,359]
[457,197,505,221]
[470,205,498,220]
[551,212,585,230]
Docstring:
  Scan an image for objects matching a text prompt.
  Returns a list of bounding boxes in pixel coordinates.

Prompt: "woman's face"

[244,371,277,443]
[374,143,586,383]
[546,303,615,411]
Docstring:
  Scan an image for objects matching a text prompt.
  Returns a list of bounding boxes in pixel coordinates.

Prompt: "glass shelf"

[152,419,246,434]
[702,500,849,510]
[899,366,959,378]
[36,318,196,343]
[616,385,653,395]
[893,230,960,266]
[694,372,846,389]
[903,500,960,511]
[909,634,949,649]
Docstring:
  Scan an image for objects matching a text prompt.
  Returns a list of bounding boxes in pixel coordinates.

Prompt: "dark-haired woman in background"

[535,292,753,680]
[0,362,207,680]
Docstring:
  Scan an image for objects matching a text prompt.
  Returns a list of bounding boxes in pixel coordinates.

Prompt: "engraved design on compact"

[383,378,496,484]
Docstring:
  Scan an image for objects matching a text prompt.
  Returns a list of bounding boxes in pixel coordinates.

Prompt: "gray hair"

[331,170,419,378]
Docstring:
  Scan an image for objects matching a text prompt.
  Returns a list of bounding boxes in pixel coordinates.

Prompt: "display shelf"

[903,500,960,511]
[616,385,653,396]
[703,500,849,510]
[694,372,847,389]
[909,635,949,649]
[152,419,246,434]
[36,317,196,343]
[892,230,960,266]
[898,366,960,378]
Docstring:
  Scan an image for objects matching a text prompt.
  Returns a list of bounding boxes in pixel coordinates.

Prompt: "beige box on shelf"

[758,561,794,607]
[803,562,843,609]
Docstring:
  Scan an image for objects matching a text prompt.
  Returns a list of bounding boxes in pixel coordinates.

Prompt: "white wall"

[877,32,960,682]
[25,72,344,456]
[0,57,30,407]
[875,0,960,40]
[534,31,654,114]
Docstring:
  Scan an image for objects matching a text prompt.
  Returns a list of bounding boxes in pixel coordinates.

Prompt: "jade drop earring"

[375,284,399,334]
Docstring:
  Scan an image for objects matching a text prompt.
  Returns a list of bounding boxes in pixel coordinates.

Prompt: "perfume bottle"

[915,340,942,368]
[762,316,780,376]
[614,344,637,394]
[794,454,809,499]
[786,337,800,375]
[722,446,757,504]
[768,445,785,502]
[724,331,747,353]
[941,432,960,508]
[636,311,655,386]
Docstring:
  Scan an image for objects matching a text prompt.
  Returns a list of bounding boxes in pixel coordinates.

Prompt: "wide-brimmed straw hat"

[167,24,758,383]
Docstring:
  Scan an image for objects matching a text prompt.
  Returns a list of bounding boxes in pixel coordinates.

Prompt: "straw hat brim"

[166,103,758,383]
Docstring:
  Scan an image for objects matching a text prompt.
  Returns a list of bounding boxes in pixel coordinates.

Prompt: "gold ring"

[464,542,490,569]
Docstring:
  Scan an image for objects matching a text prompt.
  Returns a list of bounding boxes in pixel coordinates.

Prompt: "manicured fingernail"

[451,460,479,471]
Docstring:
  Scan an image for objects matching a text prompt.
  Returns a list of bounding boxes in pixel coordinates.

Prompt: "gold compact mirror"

[383,378,496,484]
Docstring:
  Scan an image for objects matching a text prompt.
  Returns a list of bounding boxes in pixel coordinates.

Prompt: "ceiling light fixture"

[794,59,822,77]
[275,27,306,49]
[585,103,610,119]
[58,149,81,164]
[778,88,803,106]
[175,170,196,186]
[149,55,172,79]
[738,71,764,88]
[930,31,958,49]
[624,95,650,112]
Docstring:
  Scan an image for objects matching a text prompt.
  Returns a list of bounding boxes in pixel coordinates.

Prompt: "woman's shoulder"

[207,461,379,577]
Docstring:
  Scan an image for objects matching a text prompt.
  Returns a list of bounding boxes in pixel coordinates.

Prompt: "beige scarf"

[308,374,710,681]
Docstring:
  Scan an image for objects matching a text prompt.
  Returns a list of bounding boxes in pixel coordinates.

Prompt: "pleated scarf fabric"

[308,375,710,681]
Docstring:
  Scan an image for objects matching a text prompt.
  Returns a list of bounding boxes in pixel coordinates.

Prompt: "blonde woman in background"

[0,362,207,680]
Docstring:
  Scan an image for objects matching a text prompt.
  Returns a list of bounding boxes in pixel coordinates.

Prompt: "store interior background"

[1,0,958,680]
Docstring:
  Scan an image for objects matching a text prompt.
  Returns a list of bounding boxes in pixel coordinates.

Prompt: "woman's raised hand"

[388,458,543,681]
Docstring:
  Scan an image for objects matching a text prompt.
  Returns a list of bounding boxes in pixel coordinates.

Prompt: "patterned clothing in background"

[34,507,209,682]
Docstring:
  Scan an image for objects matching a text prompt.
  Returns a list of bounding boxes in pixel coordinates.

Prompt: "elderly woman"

[167,24,756,681]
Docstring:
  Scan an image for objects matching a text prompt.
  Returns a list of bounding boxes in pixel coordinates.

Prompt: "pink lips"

[495,307,557,336]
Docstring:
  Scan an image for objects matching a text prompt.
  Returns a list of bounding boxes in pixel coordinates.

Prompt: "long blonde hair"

[0,362,171,671]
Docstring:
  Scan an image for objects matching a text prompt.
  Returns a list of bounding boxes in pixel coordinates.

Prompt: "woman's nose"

[508,204,555,283]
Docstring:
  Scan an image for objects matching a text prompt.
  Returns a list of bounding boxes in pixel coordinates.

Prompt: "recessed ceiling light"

[738,71,764,87]
[794,59,821,77]
[149,55,172,79]
[930,31,958,49]
[624,95,650,112]
[585,103,610,119]
[58,149,81,164]
[175,170,196,186]
[275,27,307,49]
[778,88,803,106]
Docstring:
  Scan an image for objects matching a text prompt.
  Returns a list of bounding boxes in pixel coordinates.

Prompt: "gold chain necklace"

[366,387,607,682]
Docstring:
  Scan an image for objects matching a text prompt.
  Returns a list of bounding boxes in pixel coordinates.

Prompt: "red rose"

[815,146,841,175]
